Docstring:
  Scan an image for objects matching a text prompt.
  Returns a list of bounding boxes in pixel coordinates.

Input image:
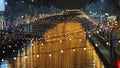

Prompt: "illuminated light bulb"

[1,59,4,62]
[84,48,86,51]
[79,39,82,42]
[55,34,56,36]
[115,24,118,26]
[22,48,24,51]
[72,49,75,52]
[25,56,27,59]
[84,32,86,34]
[41,43,44,46]
[9,46,11,48]
[106,42,109,45]
[5,2,7,5]
[69,38,72,40]
[48,36,50,38]
[37,55,39,58]
[3,51,5,53]
[60,50,64,53]
[31,43,33,46]
[88,35,91,37]
[49,54,52,57]
[119,40,120,43]
[95,44,98,47]
[15,44,17,47]
[14,57,16,60]
[60,40,62,43]
[96,31,99,34]
[13,50,15,52]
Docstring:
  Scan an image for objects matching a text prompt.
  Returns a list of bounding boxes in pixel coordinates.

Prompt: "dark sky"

[57,0,84,9]
[6,0,98,8]
[6,0,118,9]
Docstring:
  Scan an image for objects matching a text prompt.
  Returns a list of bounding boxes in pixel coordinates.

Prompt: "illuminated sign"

[118,60,120,68]
[0,0,5,11]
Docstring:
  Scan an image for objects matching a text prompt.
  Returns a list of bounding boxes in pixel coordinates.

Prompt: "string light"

[41,43,44,46]
[84,48,86,51]
[79,39,82,42]
[9,46,12,48]
[1,59,4,62]
[88,35,91,37]
[15,44,17,47]
[95,44,98,47]
[60,50,64,53]
[60,40,62,43]
[14,57,16,60]
[31,43,34,46]
[37,55,39,58]
[25,56,27,59]
[119,40,120,43]
[13,50,15,52]
[49,54,52,57]
[22,48,24,51]
[3,51,5,53]
[55,34,56,36]
[96,31,99,34]
[106,42,109,46]
[72,49,75,52]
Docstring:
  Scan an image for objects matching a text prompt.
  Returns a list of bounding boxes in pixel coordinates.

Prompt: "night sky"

[6,0,98,9]
[6,0,118,9]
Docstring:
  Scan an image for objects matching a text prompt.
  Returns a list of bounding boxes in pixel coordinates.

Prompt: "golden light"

[60,40,62,43]
[7,22,104,68]
[41,43,44,46]
[84,48,86,51]
[25,56,27,59]
[69,38,72,40]
[60,50,64,53]
[79,39,82,42]
[36,55,39,58]
[72,49,75,52]
[49,54,52,57]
